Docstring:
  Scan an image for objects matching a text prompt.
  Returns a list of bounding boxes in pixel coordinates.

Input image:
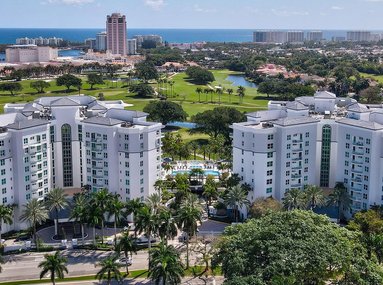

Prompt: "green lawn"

[359,72,383,84]
[0,70,268,117]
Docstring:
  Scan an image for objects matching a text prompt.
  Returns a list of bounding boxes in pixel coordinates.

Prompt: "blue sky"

[1,0,383,29]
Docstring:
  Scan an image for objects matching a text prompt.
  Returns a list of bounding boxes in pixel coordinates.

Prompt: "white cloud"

[43,0,94,5]
[194,4,216,13]
[145,0,165,10]
[271,9,309,16]
[331,6,344,10]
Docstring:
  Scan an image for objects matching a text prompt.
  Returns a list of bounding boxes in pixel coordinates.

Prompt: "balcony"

[352,148,364,155]
[291,174,301,179]
[292,139,303,143]
[292,157,302,161]
[92,145,103,152]
[350,187,362,193]
[353,141,364,146]
[351,168,363,174]
[292,165,302,170]
[351,159,363,165]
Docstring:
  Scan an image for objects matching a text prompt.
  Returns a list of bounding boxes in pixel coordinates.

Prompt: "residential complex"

[5,45,58,63]
[307,31,323,42]
[106,13,127,55]
[253,30,313,43]
[0,95,162,231]
[232,91,383,217]
[127,39,137,55]
[133,35,163,47]
[347,31,371,42]
[16,37,64,46]
[96,31,107,51]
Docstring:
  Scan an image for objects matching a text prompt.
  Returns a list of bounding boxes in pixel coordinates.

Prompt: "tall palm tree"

[95,254,123,285]
[304,184,326,210]
[204,88,209,103]
[69,194,88,245]
[45,188,68,237]
[125,198,144,225]
[20,198,49,250]
[87,206,102,245]
[283,188,306,211]
[134,205,157,267]
[227,88,234,103]
[157,208,178,244]
[116,231,137,275]
[92,188,113,244]
[148,242,184,285]
[328,182,351,223]
[196,87,203,102]
[188,141,199,160]
[0,205,13,241]
[145,193,163,215]
[203,176,218,217]
[176,194,203,268]
[38,251,68,285]
[237,86,246,104]
[224,185,250,223]
[107,195,126,246]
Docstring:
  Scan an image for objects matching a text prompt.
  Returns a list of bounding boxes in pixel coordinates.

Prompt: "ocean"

[0,28,353,44]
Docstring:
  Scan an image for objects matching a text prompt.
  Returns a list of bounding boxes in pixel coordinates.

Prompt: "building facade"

[286,31,305,43]
[6,45,58,63]
[347,31,371,42]
[96,32,107,51]
[1,95,162,231]
[307,31,323,42]
[253,30,287,43]
[127,39,137,55]
[232,91,383,217]
[106,13,127,55]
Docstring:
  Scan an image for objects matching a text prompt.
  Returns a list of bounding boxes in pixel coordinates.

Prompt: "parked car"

[116,256,132,266]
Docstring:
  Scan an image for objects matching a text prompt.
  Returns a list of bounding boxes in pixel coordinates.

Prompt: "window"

[25,176,29,182]
[286,153,290,159]
[1,179,6,185]
[266,179,272,185]
[344,170,348,175]
[268,134,273,140]
[305,132,309,138]
[346,143,350,149]
[1,188,6,194]
[1,169,5,175]
[267,152,273,158]
[304,176,308,181]
[2,197,7,204]
[305,141,309,146]
[266,187,272,194]
[366,148,370,154]
[286,162,290,167]
[304,167,308,172]
[365,166,369,172]
[140,178,144,185]
[365,157,370,163]
[287,144,291,150]
[304,158,309,164]
[305,150,309,155]
[345,161,349,166]
[346,134,350,140]
[0,141,4,147]
[140,152,143,158]
[140,134,144,140]
[287,135,291,140]
[267,143,273,149]
[23,138,28,144]
[286,171,290,176]
[366,138,371,145]
[103,134,107,140]
[286,180,290,185]
[61,124,73,187]
[267,161,273,167]
[364,175,369,181]
[267,170,273,176]
[140,161,143,167]
[345,152,349,158]
[0,160,4,166]
[363,194,368,199]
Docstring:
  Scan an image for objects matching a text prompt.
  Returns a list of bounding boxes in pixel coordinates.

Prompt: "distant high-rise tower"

[106,13,127,55]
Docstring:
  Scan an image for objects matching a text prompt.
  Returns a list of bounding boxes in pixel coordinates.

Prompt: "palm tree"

[157,208,178,244]
[203,176,218,217]
[283,188,306,211]
[107,195,126,247]
[146,193,163,215]
[125,198,144,228]
[149,242,184,285]
[154,179,166,195]
[134,205,157,267]
[95,254,123,285]
[224,185,250,223]
[116,231,137,275]
[92,188,113,244]
[304,185,326,210]
[176,194,203,268]
[188,141,199,160]
[227,88,233,103]
[38,251,68,285]
[204,88,209,103]
[20,198,49,250]
[196,87,203,102]
[45,188,68,237]
[87,206,102,245]
[69,194,88,245]
[237,86,246,104]
[328,182,351,223]
[0,205,13,242]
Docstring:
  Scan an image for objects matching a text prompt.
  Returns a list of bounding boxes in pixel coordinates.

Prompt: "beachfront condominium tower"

[106,13,127,55]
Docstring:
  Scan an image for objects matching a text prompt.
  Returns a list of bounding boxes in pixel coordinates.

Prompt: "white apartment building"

[6,45,58,63]
[1,95,162,231]
[232,91,383,217]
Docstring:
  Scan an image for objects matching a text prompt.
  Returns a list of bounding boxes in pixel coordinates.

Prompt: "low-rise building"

[6,45,58,63]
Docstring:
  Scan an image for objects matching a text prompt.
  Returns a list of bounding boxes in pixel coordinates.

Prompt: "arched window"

[320,125,331,187]
[61,124,73,187]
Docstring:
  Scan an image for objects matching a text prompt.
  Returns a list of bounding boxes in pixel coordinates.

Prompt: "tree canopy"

[135,60,158,82]
[0,82,22,95]
[213,210,383,285]
[56,74,82,92]
[143,100,187,125]
[185,66,215,84]
[191,107,246,141]
[87,73,104,89]
[129,83,155,97]
[30,80,50,94]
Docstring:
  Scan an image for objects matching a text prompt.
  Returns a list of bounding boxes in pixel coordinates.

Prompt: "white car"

[117,256,132,266]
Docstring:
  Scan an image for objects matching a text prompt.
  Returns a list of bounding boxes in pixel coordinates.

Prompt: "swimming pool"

[172,170,220,176]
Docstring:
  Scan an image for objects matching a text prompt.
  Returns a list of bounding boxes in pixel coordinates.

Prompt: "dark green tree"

[143,101,187,125]
[135,60,158,82]
[87,73,104,89]
[30,80,51,93]
[129,83,155,97]
[95,254,123,285]
[0,82,22,95]
[56,74,82,92]
[185,66,215,84]
[38,251,68,285]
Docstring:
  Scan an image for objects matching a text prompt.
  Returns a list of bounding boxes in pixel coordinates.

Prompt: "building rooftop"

[50,97,81,107]
[286,101,309,110]
[347,102,370,113]
[7,119,50,130]
[273,116,320,127]
[337,118,383,130]
[81,116,123,126]
[314,91,336,99]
